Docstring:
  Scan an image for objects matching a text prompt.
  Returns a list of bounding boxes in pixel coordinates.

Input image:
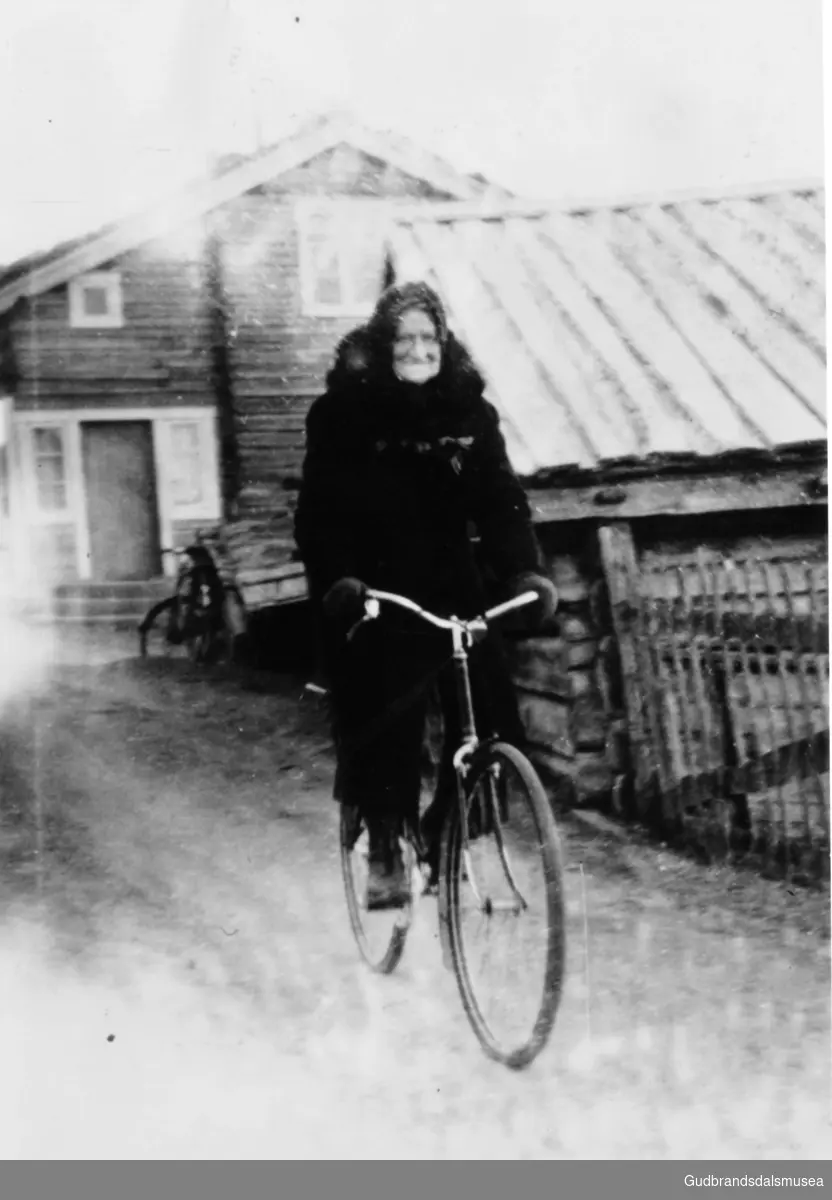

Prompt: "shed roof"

[387,183,826,481]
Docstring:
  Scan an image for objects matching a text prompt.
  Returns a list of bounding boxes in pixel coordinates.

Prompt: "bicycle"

[338,587,567,1071]
[138,544,243,665]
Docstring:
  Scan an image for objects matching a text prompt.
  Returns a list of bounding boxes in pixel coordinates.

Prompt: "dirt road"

[0,626,829,1160]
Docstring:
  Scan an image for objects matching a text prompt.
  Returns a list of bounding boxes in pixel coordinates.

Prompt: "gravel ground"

[0,623,829,1160]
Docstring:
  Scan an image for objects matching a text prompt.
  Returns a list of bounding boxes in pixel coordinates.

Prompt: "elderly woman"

[294,282,556,909]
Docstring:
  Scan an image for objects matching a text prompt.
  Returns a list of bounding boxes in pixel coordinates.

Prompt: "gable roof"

[386,180,826,481]
[211,111,512,202]
[0,112,505,317]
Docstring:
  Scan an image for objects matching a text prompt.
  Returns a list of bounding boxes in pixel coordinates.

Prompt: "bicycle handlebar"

[363,588,540,632]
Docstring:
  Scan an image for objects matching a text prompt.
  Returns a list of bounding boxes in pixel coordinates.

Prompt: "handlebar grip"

[484,591,540,622]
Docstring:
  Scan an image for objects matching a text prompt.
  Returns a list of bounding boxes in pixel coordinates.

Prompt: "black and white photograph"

[0,0,827,1167]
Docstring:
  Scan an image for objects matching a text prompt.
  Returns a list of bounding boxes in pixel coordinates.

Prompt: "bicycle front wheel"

[441,742,566,1069]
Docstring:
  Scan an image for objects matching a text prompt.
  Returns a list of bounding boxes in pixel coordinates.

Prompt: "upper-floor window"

[68,271,124,329]
[296,200,387,317]
[32,425,68,512]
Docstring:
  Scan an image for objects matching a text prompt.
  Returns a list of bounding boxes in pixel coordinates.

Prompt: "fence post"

[596,521,659,819]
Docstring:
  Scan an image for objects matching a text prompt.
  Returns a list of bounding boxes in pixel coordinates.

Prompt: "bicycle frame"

[359,589,536,741]
[359,588,539,912]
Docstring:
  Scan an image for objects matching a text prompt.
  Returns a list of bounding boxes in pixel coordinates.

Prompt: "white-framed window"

[68,271,124,329]
[31,424,68,512]
[296,200,388,317]
[168,421,203,506]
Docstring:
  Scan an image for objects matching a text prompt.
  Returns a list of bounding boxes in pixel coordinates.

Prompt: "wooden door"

[81,421,161,580]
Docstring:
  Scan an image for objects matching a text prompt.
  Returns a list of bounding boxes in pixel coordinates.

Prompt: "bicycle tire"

[138,597,174,658]
[340,805,414,975]
[138,597,194,660]
[440,741,566,1070]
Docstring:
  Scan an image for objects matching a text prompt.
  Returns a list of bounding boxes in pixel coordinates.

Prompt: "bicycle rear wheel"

[441,742,566,1069]
[139,599,191,661]
[340,806,416,975]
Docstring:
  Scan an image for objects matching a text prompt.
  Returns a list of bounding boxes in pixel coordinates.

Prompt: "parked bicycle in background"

[138,541,244,664]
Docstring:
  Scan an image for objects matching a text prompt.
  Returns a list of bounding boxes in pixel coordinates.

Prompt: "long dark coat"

[294,330,542,823]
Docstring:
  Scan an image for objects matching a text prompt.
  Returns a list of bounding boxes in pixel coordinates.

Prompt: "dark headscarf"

[325,280,483,403]
[366,281,449,352]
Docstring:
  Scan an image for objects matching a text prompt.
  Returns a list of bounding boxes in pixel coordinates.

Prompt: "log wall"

[506,525,629,806]
[10,227,214,411]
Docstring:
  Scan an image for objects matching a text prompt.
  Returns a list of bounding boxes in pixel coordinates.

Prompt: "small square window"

[69,272,124,328]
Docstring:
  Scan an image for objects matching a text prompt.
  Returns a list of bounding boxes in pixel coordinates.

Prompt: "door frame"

[12,406,221,581]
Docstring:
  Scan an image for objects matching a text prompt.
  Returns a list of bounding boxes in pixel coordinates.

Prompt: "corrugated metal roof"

[388,186,826,479]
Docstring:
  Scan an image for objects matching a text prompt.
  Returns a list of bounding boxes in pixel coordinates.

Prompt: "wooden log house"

[0,113,507,619]
[0,217,220,612]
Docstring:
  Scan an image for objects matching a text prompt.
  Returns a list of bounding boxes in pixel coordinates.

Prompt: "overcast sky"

[0,0,824,266]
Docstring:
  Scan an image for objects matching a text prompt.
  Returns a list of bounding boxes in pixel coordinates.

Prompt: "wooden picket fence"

[635,549,829,877]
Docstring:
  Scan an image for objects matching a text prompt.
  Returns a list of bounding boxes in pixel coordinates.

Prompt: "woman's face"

[392,307,441,385]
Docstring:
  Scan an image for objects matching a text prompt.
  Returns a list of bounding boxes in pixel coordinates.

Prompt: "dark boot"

[366,818,410,911]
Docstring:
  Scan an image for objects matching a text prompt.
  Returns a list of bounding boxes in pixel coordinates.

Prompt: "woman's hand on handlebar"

[504,572,559,631]
[325,574,558,640]
[323,577,368,628]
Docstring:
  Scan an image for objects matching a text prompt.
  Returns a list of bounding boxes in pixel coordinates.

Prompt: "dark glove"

[506,571,559,630]
[322,577,367,627]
